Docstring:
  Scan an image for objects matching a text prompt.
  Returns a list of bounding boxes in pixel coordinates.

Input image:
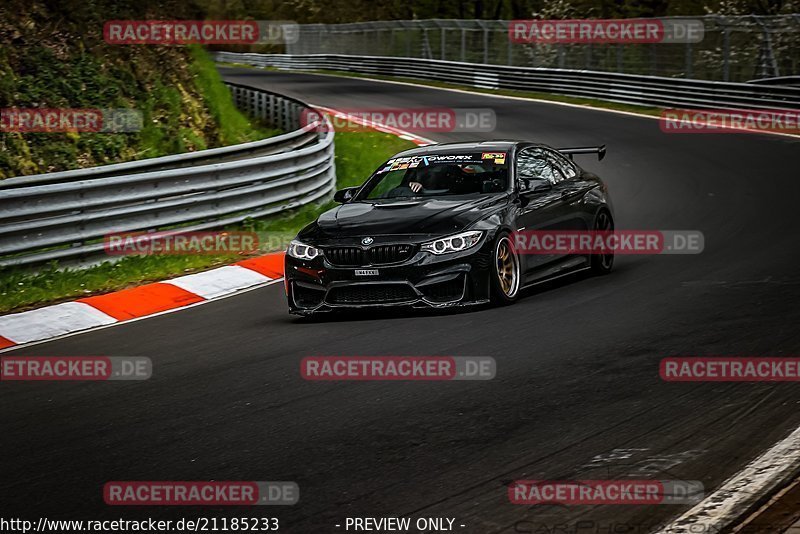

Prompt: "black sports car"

[285,141,613,315]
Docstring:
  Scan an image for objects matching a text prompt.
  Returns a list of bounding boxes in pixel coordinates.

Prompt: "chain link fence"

[286,16,800,83]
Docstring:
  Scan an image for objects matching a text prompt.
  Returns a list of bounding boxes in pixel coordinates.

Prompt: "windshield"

[357,152,509,200]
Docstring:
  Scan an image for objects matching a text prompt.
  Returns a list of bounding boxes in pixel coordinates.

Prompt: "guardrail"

[0,83,336,268]
[215,52,800,111]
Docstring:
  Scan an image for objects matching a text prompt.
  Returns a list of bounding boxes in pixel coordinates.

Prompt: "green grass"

[188,47,280,146]
[0,130,415,314]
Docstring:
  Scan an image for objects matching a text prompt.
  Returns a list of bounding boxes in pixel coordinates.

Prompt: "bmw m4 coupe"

[285,140,613,316]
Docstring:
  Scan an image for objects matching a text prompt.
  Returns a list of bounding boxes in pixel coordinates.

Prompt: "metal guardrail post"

[650,43,657,76]
[422,28,431,59]
[483,26,489,64]
[723,26,731,82]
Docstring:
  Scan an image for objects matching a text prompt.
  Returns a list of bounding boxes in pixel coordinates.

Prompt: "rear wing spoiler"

[557,145,606,161]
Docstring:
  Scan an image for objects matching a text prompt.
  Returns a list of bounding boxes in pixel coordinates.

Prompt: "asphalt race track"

[3,68,800,532]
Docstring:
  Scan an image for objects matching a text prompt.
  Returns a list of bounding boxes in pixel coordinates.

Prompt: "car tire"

[490,232,522,305]
[590,209,614,274]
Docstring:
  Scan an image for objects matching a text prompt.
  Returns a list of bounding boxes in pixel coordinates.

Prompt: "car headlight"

[287,239,320,260]
[421,230,483,255]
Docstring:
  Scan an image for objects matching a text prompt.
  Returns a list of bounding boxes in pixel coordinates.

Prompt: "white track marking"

[312,104,434,145]
[0,302,117,344]
[657,425,800,533]
[165,265,273,300]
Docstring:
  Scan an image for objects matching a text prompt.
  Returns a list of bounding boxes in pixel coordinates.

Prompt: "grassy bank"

[0,0,276,178]
[0,130,416,314]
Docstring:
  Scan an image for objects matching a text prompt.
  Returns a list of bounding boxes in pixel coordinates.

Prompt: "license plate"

[355,269,379,276]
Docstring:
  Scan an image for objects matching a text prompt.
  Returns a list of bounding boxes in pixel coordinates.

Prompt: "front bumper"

[285,243,492,315]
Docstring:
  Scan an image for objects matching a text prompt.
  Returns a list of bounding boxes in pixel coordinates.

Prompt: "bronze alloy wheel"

[495,236,520,298]
[593,210,614,272]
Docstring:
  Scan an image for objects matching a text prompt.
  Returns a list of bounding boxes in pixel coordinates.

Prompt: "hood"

[304,195,508,240]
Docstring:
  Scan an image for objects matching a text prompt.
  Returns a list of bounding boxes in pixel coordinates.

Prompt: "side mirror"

[519,178,552,194]
[333,187,358,203]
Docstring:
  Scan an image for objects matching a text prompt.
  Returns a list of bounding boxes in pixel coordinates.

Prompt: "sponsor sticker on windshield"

[481,152,507,164]
[378,153,507,173]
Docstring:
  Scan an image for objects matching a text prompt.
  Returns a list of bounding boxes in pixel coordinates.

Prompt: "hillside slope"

[0,0,273,178]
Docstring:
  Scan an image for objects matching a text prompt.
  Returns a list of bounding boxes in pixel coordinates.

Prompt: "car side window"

[516,148,563,187]
[545,149,578,180]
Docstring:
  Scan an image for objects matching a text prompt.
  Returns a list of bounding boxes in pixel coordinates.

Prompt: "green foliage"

[0,1,275,178]
[187,45,279,145]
